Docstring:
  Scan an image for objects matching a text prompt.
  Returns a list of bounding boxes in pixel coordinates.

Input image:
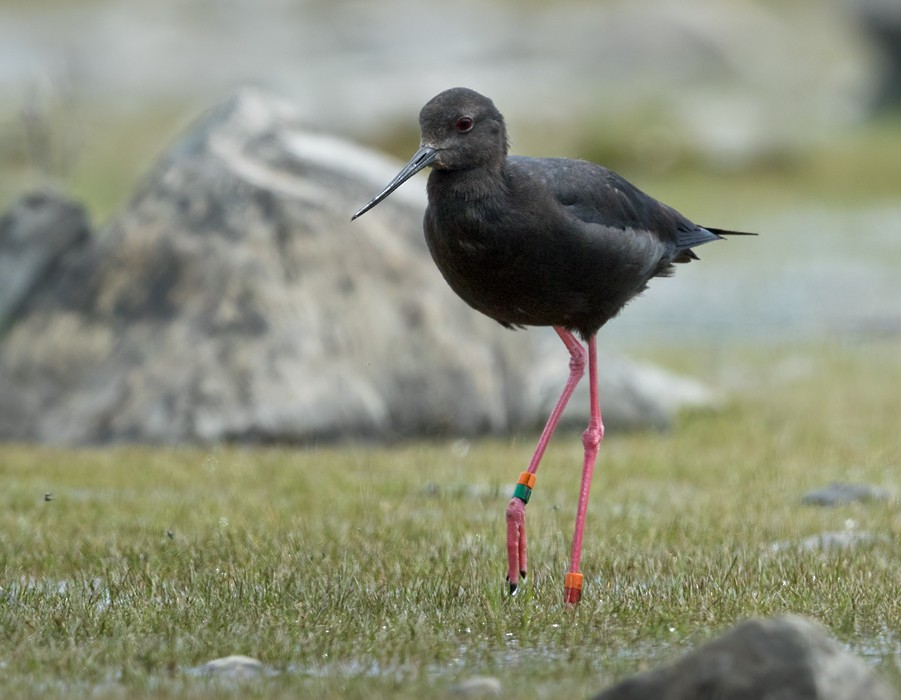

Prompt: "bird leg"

[505,326,587,594]
[563,334,603,605]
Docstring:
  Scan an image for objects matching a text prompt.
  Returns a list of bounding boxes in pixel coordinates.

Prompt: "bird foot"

[505,497,528,593]
[506,571,527,596]
[563,572,583,606]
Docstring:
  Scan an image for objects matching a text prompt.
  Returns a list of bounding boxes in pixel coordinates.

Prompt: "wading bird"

[352,87,753,604]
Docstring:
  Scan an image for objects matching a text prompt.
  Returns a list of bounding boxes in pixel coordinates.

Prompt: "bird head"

[352,88,507,220]
[417,87,508,171]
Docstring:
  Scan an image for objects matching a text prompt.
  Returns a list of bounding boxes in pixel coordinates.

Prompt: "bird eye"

[455,117,474,132]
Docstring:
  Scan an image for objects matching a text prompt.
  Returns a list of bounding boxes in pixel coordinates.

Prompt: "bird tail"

[705,227,759,237]
[672,226,757,263]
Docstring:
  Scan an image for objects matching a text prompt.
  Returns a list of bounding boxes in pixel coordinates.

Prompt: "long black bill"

[351,145,438,220]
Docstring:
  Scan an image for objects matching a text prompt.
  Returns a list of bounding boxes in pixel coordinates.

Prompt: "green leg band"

[512,482,532,504]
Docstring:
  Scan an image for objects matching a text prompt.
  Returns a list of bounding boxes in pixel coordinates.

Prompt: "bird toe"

[506,571,527,596]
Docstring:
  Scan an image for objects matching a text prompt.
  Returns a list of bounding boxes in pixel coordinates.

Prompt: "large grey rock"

[0,190,90,335]
[529,334,716,432]
[593,615,898,700]
[0,89,718,445]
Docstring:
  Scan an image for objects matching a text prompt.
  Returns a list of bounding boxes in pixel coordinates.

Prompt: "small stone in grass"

[194,655,263,680]
[449,675,502,698]
[770,530,887,553]
[801,482,890,507]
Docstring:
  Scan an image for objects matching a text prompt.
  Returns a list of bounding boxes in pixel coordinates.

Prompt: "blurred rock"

[593,615,898,700]
[0,190,90,335]
[530,344,718,432]
[853,0,901,110]
[192,655,264,679]
[0,89,719,445]
[448,675,502,698]
[770,530,888,554]
[801,481,891,506]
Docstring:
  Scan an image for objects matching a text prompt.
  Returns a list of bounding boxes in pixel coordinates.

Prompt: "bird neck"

[427,163,508,205]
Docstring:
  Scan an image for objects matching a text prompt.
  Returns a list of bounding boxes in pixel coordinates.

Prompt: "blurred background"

[1,0,899,349]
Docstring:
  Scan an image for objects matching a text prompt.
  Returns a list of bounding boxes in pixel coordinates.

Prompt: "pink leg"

[564,334,604,605]
[506,327,587,594]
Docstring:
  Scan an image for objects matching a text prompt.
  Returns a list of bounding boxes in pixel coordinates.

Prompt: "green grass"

[0,100,197,222]
[1,339,899,698]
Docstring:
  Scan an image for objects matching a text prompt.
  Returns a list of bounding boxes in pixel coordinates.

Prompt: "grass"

[0,74,899,697]
[1,338,899,698]
[0,100,197,221]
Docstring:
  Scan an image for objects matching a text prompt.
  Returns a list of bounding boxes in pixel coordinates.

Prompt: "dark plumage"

[352,87,754,603]
[354,87,750,340]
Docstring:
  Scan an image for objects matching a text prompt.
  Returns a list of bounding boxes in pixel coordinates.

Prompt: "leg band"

[512,471,536,503]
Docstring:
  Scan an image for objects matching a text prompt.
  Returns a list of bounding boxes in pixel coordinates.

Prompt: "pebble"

[192,655,264,680]
[449,676,503,698]
[801,482,890,506]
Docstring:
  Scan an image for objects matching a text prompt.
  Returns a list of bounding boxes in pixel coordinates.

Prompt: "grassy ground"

[1,338,898,698]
